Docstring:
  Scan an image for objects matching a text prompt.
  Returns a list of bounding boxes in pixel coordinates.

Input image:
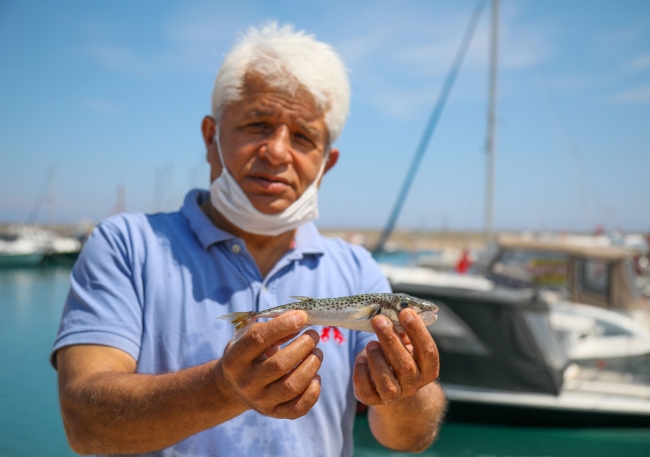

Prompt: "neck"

[200,200,295,278]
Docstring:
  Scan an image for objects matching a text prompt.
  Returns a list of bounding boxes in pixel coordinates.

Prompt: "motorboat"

[381,265,650,427]
[470,235,650,369]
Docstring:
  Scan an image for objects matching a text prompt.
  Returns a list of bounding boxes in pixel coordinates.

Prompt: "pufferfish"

[218,293,439,342]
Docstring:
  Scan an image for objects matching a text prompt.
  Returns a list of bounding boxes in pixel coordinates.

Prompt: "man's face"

[203,73,339,215]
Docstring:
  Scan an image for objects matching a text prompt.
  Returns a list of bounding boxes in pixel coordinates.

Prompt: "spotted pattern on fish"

[218,293,439,342]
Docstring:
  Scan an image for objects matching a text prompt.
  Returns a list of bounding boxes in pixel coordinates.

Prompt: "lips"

[248,174,291,193]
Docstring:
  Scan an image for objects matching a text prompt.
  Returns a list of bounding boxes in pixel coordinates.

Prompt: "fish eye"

[400,302,409,309]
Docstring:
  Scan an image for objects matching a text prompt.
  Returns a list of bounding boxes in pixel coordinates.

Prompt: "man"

[52,23,445,456]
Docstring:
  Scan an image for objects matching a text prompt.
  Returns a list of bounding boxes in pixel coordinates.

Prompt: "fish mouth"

[417,310,438,326]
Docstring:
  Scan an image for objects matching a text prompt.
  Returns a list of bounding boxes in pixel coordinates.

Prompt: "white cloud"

[599,27,644,48]
[84,3,244,76]
[81,1,551,118]
[610,84,650,104]
[626,53,650,71]
[87,45,147,76]
[80,97,120,115]
[332,1,550,118]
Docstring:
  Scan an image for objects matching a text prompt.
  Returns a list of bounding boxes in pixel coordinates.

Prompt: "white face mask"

[209,130,328,236]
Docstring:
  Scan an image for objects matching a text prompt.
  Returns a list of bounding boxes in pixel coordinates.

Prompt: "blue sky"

[1,0,649,232]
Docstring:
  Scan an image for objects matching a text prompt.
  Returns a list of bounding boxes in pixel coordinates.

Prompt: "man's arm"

[353,310,446,453]
[57,311,321,455]
[367,379,445,452]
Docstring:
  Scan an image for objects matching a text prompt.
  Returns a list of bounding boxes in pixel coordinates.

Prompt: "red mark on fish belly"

[320,326,345,344]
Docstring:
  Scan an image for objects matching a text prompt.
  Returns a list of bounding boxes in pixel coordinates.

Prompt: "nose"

[259,125,291,166]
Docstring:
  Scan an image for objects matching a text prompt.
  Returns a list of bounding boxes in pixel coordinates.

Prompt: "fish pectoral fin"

[350,304,381,322]
[290,295,313,302]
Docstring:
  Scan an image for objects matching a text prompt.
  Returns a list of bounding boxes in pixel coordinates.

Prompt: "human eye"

[242,120,271,133]
[294,131,310,141]
[292,130,317,148]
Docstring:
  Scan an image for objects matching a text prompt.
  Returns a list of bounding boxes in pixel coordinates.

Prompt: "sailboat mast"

[373,0,487,253]
[484,0,499,241]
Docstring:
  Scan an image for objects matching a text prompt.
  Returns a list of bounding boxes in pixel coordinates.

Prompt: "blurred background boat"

[473,234,650,367]
[0,225,82,269]
[381,262,650,427]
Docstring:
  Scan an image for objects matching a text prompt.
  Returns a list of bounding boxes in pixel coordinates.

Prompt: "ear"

[323,147,339,174]
[202,116,223,181]
[317,148,339,188]
[201,116,217,160]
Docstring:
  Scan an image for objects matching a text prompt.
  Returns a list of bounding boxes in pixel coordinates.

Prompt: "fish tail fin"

[218,311,256,342]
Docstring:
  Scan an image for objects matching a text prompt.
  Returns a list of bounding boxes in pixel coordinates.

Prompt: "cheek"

[207,150,222,180]
[225,152,257,184]
[294,155,323,190]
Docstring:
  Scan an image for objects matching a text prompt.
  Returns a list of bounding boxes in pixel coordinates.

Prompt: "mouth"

[248,173,291,193]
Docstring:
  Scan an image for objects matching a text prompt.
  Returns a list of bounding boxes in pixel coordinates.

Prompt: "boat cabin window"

[577,258,609,299]
[427,301,490,356]
[490,249,570,289]
[523,311,568,371]
[625,258,643,300]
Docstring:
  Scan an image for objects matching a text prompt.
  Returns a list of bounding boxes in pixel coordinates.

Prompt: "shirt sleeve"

[50,218,143,368]
[351,245,392,357]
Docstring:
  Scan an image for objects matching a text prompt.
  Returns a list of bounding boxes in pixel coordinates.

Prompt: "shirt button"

[231,244,241,254]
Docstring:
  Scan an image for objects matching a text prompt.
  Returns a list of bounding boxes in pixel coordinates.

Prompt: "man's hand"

[215,310,323,419]
[353,308,439,405]
[352,308,444,453]
[56,310,322,454]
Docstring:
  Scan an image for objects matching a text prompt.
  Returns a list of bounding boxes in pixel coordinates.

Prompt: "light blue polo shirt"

[52,189,390,457]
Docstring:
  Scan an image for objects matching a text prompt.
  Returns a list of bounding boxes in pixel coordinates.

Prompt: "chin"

[250,197,293,215]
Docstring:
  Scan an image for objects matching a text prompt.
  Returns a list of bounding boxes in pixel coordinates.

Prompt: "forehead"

[224,73,328,139]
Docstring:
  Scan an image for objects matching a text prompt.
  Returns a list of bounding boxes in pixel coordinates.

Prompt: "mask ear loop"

[313,148,330,184]
[213,127,229,178]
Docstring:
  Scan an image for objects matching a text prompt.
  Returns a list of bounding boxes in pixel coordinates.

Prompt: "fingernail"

[357,355,368,365]
[403,311,414,324]
[375,316,389,329]
[312,375,321,385]
[367,341,380,352]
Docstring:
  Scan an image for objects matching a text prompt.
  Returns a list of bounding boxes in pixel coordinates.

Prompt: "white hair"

[212,22,350,145]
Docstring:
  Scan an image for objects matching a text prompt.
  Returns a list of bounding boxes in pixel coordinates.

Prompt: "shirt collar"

[181,189,235,249]
[293,221,325,256]
[181,189,326,255]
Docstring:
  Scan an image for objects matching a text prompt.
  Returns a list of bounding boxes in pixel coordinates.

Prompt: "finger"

[399,309,440,382]
[273,375,321,420]
[274,331,302,347]
[371,316,419,384]
[352,354,382,406]
[264,331,302,358]
[233,311,308,363]
[256,329,320,384]
[365,341,401,403]
[399,333,411,346]
[265,348,323,403]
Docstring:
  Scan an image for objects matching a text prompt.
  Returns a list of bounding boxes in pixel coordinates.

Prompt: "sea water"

[0,267,649,457]
[0,267,76,456]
